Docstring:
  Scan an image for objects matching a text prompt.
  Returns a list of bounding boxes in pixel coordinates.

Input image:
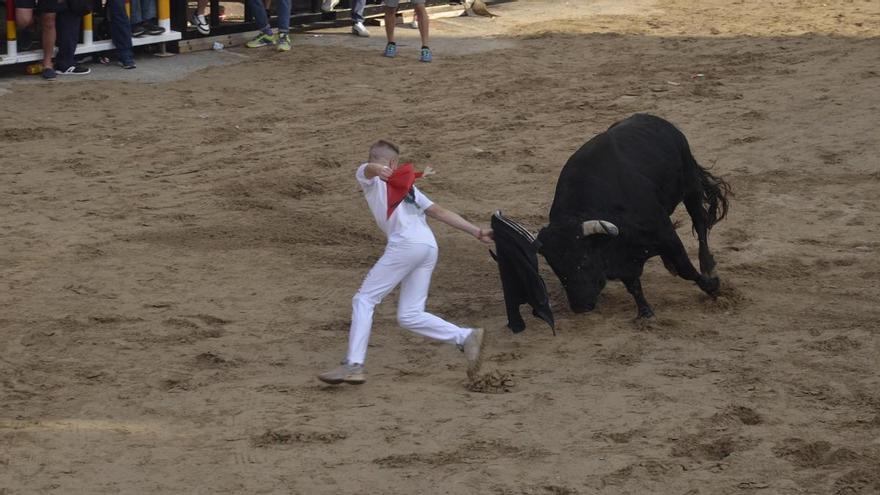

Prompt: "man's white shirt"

[356,163,437,247]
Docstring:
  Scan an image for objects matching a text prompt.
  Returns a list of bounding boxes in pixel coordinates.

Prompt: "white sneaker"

[352,21,370,37]
[190,12,210,35]
[462,328,485,379]
[318,361,366,385]
[321,0,340,12]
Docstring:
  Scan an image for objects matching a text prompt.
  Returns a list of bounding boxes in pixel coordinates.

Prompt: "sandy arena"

[1,0,879,493]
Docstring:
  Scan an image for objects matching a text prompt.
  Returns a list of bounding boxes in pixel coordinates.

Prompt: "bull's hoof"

[636,307,655,319]
[698,276,721,298]
[570,303,595,314]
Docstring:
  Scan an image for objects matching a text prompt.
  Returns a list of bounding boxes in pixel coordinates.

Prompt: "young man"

[14,0,59,79]
[52,0,90,75]
[383,0,431,62]
[107,0,136,68]
[318,140,492,385]
[244,0,291,51]
[189,0,211,35]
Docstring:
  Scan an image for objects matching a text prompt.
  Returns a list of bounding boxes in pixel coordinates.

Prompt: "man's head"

[369,140,400,168]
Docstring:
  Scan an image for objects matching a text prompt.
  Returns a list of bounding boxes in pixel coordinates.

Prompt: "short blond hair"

[369,140,400,163]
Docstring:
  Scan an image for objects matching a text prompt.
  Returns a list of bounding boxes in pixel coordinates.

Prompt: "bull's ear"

[582,220,619,236]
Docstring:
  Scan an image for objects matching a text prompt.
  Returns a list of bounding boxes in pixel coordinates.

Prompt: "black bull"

[494,114,731,328]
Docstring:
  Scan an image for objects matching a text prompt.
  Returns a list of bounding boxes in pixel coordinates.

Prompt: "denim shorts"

[385,0,425,8]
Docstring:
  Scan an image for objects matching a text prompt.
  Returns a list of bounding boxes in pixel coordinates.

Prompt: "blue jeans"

[351,0,365,23]
[248,0,290,33]
[130,0,156,25]
[107,0,134,64]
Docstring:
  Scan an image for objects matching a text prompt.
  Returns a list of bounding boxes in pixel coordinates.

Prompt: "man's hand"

[475,228,494,244]
[365,163,394,181]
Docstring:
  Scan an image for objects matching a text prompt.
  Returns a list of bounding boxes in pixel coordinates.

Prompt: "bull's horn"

[582,220,619,236]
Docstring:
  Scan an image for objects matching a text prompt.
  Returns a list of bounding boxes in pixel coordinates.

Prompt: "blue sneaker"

[384,42,397,58]
[419,46,432,63]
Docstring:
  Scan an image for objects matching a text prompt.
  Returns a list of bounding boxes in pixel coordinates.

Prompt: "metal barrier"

[2,0,448,64]
[0,0,181,65]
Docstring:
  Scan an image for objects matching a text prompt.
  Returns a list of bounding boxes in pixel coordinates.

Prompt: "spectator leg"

[54,9,78,70]
[107,0,134,64]
[350,0,365,24]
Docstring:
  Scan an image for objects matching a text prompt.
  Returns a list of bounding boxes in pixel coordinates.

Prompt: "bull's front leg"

[622,277,654,318]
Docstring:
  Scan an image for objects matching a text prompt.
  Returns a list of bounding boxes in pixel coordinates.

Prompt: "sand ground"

[1,0,879,493]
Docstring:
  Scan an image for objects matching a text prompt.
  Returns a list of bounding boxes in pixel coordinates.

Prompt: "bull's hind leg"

[658,222,720,298]
[684,194,717,277]
[623,277,654,319]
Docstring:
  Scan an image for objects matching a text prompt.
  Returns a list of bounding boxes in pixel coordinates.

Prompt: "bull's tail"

[685,146,731,230]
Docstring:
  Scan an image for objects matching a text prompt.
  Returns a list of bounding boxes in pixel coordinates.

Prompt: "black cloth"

[490,211,555,333]
[16,0,60,12]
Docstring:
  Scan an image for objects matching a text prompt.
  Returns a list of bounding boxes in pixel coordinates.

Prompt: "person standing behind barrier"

[129,0,165,37]
[106,0,136,68]
[244,0,291,52]
[53,0,91,75]
[383,0,430,62]
[321,0,369,37]
[189,0,210,35]
[14,0,59,79]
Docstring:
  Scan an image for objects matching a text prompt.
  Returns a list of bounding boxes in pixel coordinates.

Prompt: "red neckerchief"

[386,163,424,219]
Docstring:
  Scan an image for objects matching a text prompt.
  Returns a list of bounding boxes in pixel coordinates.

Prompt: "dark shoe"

[131,23,147,37]
[119,60,137,69]
[41,67,57,80]
[144,21,166,35]
[58,65,91,75]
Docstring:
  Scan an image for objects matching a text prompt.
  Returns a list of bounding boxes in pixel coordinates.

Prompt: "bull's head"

[536,219,618,313]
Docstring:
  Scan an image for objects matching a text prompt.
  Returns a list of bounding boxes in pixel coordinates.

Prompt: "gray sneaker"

[318,361,366,385]
[462,328,485,379]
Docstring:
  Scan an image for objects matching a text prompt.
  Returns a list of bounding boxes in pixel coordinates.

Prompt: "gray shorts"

[385,0,425,8]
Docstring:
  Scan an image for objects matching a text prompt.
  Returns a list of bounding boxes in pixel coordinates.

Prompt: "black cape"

[490,211,555,333]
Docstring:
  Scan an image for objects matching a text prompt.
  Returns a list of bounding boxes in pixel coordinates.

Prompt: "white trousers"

[347,242,471,365]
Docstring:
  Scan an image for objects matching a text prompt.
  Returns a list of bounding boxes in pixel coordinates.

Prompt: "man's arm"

[425,204,493,244]
[363,162,393,181]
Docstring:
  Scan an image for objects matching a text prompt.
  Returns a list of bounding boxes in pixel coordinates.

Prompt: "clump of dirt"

[833,468,880,495]
[773,439,864,468]
[195,352,240,368]
[603,460,671,485]
[806,336,863,354]
[374,439,547,468]
[711,405,763,426]
[671,434,739,461]
[488,351,524,363]
[702,281,748,312]
[251,429,347,447]
[466,370,515,393]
